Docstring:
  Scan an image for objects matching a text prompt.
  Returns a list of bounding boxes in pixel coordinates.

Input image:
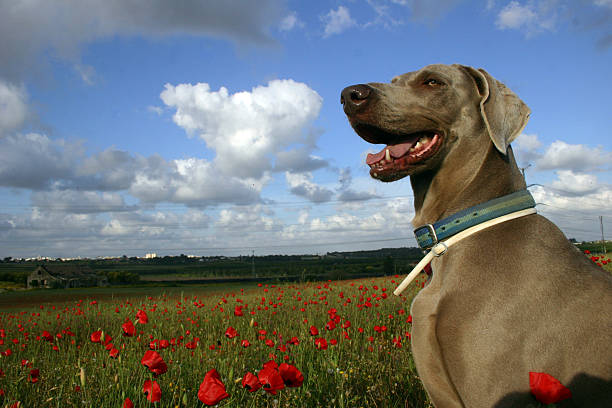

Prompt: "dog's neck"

[410,144,526,228]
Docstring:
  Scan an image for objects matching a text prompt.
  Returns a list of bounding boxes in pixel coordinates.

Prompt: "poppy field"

[0,275,430,407]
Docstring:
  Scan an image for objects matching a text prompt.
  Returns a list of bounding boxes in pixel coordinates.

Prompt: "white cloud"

[160,79,323,179]
[496,1,537,30]
[536,140,612,171]
[0,80,28,136]
[550,170,600,195]
[494,0,562,36]
[0,133,80,189]
[595,0,612,8]
[321,6,357,37]
[274,148,328,173]
[0,0,284,81]
[279,11,303,31]
[285,172,334,203]
[530,184,612,241]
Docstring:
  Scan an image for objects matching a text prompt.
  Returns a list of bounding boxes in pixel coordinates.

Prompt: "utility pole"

[251,250,256,277]
[600,216,606,254]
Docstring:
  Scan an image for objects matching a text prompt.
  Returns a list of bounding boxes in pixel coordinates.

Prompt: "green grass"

[0,276,431,407]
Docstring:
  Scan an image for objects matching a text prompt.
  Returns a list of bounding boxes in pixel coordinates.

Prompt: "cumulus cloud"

[0,80,28,136]
[274,148,328,173]
[536,140,612,172]
[336,167,380,202]
[550,170,600,195]
[496,1,539,30]
[279,11,304,31]
[321,6,357,37]
[285,172,334,203]
[160,79,323,179]
[0,0,284,81]
[491,0,611,46]
[0,133,80,189]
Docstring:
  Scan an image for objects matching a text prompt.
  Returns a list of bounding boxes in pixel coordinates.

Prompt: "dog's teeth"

[409,147,416,152]
[414,141,423,149]
[385,149,391,162]
[419,136,431,145]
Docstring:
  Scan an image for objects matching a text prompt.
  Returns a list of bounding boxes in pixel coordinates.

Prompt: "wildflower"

[123,397,134,408]
[122,320,135,337]
[529,372,572,404]
[109,347,119,358]
[143,379,161,402]
[141,350,168,376]
[28,369,40,383]
[41,331,53,342]
[225,327,238,339]
[90,330,102,343]
[136,310,148,324]
[309,326,319,336]
[242,372,261,392]
[258,366,285,395]
[241,339,250,348]
[234,306,244,316]
[279,363,304,387]
[314,338,328,350]
[198,369,229,406]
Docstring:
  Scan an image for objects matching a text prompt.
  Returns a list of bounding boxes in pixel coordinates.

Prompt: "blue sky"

[1,0,611,258]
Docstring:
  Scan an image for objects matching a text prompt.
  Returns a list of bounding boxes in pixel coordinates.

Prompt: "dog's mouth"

[354,124,443,181]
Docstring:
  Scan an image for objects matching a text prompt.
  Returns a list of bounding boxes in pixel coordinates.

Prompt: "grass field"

[0,251,608,407]
[0,275,431,407]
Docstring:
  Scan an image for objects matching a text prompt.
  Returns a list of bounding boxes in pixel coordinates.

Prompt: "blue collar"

[414,190,536,250]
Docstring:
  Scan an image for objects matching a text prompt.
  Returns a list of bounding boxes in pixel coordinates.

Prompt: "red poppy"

[529,372,572,404]
[198,369,229,406]
[41,331,53,342]
[407,315,413,324]
[265,339,275,348]
[242,371,261,392]
[123,397,134,408]
[225,327,238,339]
[241,339,250,348]
[287,336,299,345]
[309,326,319,336]
[314,338,328,350]
[122,320,135,337]
[185,339,198,349]
[141,350,167,376]
[234,306,244,316]
[262,360,278,370]
[342,320,351,329]
[143,379,161,402]
[136,310,148,324]
[279,363,304,387]
[258,366,285,395]
[28,369,40,383]
[90,330,102,343]
[109,347,119,358]
[325,320,336,330]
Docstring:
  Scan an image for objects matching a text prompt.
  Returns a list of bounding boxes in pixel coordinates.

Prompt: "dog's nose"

[341,84,372,115]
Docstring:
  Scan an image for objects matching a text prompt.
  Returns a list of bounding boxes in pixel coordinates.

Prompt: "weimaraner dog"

[341,64,612,407]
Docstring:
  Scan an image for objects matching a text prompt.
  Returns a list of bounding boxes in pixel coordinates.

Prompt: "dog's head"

[341,64,530,182]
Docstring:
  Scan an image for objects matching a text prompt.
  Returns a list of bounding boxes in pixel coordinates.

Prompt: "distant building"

[27,265,108,289]
[145,253,157,259]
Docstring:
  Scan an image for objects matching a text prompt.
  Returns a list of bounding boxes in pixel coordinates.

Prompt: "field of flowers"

[0,275,430,408]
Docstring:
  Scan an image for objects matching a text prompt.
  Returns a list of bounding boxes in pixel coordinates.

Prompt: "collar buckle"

[414,223,438,250]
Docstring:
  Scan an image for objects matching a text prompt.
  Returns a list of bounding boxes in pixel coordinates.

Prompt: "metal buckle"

[415,223,438,249]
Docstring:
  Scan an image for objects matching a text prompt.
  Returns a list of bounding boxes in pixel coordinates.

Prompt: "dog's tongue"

[366,141,417,165]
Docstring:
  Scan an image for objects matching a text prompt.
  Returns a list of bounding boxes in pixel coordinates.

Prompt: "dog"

[341,64,612,407]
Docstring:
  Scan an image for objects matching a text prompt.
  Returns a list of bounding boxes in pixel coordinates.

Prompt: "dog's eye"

[425,79,443,86]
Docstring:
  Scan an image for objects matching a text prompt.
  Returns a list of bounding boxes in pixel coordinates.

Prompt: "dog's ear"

[458,65,531,155]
